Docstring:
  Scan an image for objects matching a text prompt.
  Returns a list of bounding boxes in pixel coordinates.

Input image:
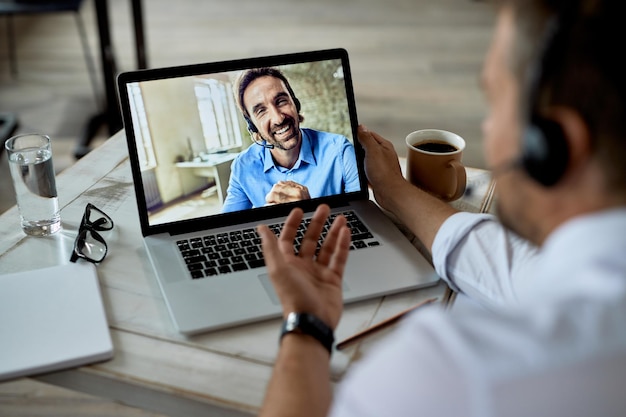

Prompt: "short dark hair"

[499,0,626,190]
[234,67,301,120]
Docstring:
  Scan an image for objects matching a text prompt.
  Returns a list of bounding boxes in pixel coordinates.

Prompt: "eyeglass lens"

[84,203,114,231]
[77,229,108,262]
[71,204,113,263]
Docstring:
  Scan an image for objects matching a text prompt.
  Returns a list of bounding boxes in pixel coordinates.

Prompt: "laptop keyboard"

[176,210,380,279]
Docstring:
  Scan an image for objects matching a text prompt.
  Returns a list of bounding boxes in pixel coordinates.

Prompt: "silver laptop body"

[118,48,439,335]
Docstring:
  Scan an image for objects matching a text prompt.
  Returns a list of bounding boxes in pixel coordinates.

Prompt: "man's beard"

[265,119,300,150]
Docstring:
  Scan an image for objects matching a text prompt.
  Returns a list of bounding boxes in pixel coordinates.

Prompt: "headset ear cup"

[246,118,258,134]
[521,117,570,186]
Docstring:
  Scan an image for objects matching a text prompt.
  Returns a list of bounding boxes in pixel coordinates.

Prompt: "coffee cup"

[405,129,466,201]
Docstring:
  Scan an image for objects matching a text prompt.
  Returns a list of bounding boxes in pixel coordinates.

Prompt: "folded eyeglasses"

[70,203,114,264]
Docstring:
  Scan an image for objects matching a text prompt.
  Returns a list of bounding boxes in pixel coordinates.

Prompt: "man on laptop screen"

[222,67,360,212]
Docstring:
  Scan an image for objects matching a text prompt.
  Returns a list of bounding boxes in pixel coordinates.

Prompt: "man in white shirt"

[254,0,626,416]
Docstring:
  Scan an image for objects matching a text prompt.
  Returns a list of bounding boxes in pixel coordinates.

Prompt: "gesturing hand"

[257,204,351,330]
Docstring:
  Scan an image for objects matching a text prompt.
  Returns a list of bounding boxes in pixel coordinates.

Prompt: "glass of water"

[5,133,61,236]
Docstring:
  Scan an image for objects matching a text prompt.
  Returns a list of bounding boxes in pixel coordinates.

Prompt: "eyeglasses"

[70,203,114,264]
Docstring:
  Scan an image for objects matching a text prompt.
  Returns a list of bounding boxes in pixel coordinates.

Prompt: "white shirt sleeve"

[431,212,539,309]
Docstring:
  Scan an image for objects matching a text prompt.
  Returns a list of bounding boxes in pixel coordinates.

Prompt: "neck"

[269,130,303,169]
[530,167,624,246]
[270,141,302,169]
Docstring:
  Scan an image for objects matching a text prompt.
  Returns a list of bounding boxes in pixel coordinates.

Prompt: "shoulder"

[302,128,353,156]
[232,144,263,167]
[302,128,350,144]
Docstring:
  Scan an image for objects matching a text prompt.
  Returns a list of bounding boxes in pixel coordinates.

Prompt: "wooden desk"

[0,132,494,416]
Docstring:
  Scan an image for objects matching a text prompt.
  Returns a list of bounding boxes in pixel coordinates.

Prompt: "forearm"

[259,334,333,417]
[376,179,459,253]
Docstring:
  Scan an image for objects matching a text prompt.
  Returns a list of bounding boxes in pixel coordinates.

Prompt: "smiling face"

[243,75,302,151]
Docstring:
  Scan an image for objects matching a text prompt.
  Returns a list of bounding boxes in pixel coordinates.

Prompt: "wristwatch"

[280,312,334,355]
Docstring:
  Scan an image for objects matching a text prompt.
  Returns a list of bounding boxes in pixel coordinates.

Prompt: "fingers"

[357,124,375,150]
[357,125,403,188]
[278,207,304,253]
[358,124,382,147]
[259,204,348,271]
[328,224,351,276]
[317,215,351,276]
[358,124,395,151]
[259,207,303,263]
[257,224,279,272]
[298,204,330,258]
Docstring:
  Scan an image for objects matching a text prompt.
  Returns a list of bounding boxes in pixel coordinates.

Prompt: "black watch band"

[280,312,334,355]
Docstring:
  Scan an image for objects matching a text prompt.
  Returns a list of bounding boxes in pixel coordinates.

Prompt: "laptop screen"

[118,49,366,235]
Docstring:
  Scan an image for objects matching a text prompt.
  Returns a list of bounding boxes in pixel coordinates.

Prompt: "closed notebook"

[0,263,114,381]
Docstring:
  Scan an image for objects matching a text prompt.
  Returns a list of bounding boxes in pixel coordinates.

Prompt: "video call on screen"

[126,59,354,226]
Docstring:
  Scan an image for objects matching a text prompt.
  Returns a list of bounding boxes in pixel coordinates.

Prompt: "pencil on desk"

[336,297,438,350]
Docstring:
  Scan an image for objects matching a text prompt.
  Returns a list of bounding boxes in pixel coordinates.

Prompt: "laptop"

[117,48,439,335]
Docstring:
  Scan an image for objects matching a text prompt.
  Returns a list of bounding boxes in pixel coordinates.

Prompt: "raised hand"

[257,204,351,329]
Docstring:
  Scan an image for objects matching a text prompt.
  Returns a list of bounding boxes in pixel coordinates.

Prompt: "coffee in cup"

[405,129,466,201]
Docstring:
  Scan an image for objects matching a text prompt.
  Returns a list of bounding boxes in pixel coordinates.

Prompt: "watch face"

[285,312,299,332]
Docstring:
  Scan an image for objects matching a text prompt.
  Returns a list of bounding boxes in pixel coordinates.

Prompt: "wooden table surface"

[0,131,493,416]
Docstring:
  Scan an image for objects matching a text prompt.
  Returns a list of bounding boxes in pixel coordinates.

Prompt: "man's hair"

[498,0,626,191]
[234,67,302,121]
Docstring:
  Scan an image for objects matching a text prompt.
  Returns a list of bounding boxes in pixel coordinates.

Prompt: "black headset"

[246,116,274,149]
[517,2,576,187]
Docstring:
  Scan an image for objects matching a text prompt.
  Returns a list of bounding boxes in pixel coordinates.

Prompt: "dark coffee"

[415,140,458,153]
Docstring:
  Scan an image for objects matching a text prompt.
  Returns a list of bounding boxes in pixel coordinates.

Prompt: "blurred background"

[0,0,491,413]
[1,0,492,214]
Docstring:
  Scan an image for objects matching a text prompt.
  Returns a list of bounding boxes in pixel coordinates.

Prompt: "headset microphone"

[254,138,275,149]
[246,118,275,149]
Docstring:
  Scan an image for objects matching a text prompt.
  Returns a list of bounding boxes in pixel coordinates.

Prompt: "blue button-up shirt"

[222,128,360,213]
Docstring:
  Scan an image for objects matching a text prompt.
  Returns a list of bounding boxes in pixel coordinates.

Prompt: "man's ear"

[547,106,592,176]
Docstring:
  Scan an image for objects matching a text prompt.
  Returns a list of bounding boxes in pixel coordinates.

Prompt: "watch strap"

[280,312,334,355]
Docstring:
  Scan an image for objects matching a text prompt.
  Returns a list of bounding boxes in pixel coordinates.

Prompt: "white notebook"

[0,263,114,381]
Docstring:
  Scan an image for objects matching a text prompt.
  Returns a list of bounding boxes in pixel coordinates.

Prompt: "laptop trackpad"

[258,274,280,305]
[258,273,350,306]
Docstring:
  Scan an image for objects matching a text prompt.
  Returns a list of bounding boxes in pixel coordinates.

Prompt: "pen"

[336,297,438,350]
